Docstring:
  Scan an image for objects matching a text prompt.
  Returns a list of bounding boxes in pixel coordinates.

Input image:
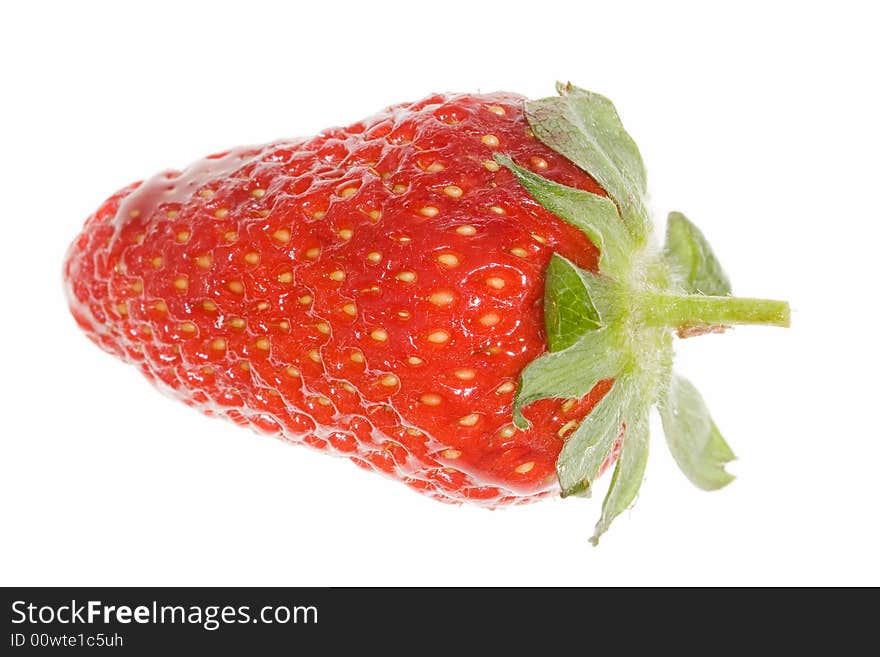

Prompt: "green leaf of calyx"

[658,373,735,491]
[591,410,649,545]
[512,328,623,430]
[663,212,731,296]
[525,83,650,244]
[495,155,632,279]
[544,254,601,352]
[556,376,642,496]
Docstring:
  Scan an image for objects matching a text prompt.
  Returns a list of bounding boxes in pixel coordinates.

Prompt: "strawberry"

[64,83,789,542]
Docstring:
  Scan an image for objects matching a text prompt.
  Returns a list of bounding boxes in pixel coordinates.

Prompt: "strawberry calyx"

[499,83,790,544]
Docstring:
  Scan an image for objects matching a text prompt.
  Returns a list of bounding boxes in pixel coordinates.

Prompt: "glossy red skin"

[64,92,610,505]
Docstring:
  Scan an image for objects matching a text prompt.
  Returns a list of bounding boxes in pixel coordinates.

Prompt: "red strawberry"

[64,83,789,541]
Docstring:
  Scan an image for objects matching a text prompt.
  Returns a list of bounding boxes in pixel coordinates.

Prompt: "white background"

[1,1,878,586]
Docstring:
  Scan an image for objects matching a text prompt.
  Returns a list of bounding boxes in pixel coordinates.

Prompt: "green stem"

[641,292,791,328]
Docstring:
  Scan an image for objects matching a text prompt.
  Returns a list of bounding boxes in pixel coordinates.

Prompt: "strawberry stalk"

[499,83,791,544]
[639,292,790,328]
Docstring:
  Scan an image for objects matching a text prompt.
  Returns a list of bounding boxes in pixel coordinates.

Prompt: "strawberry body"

[64,92,608,505]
